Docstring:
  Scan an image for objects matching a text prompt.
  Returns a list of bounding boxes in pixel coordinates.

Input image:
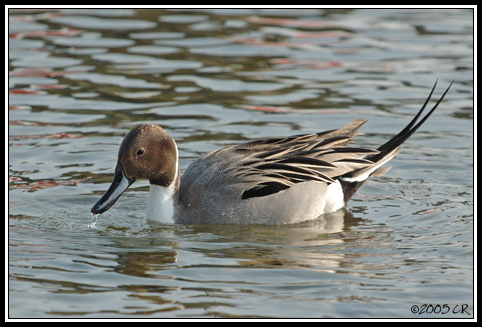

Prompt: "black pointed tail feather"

[369,80,453,162]
[340,81,452,204]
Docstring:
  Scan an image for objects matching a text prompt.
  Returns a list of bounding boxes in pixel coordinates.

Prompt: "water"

[88,213,99,229]
[8,8,473,319]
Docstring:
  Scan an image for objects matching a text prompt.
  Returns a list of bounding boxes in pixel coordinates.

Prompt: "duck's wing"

[180,119,379,201]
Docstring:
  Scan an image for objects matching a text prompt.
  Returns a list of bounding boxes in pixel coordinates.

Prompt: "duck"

[91,81,452,225]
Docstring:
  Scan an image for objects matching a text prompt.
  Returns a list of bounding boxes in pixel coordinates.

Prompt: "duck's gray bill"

[91,165,135,215]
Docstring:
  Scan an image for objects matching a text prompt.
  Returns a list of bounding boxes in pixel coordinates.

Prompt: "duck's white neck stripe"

[146,144,178,224]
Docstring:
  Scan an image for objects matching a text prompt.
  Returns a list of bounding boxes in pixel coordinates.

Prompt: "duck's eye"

[136,149,144,156]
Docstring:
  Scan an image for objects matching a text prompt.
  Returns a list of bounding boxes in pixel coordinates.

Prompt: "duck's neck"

[147,180,178,223]
[147,147,180,224]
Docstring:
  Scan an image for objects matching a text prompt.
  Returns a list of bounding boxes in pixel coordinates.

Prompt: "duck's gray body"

[176,120,373,224]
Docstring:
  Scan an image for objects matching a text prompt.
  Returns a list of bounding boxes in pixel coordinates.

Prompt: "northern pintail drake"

[91,81,452,225]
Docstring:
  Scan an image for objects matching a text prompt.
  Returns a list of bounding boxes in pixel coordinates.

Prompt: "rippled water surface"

[8,8,473,319]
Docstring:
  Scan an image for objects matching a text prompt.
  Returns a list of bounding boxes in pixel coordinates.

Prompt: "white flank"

[324,180,346,213]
